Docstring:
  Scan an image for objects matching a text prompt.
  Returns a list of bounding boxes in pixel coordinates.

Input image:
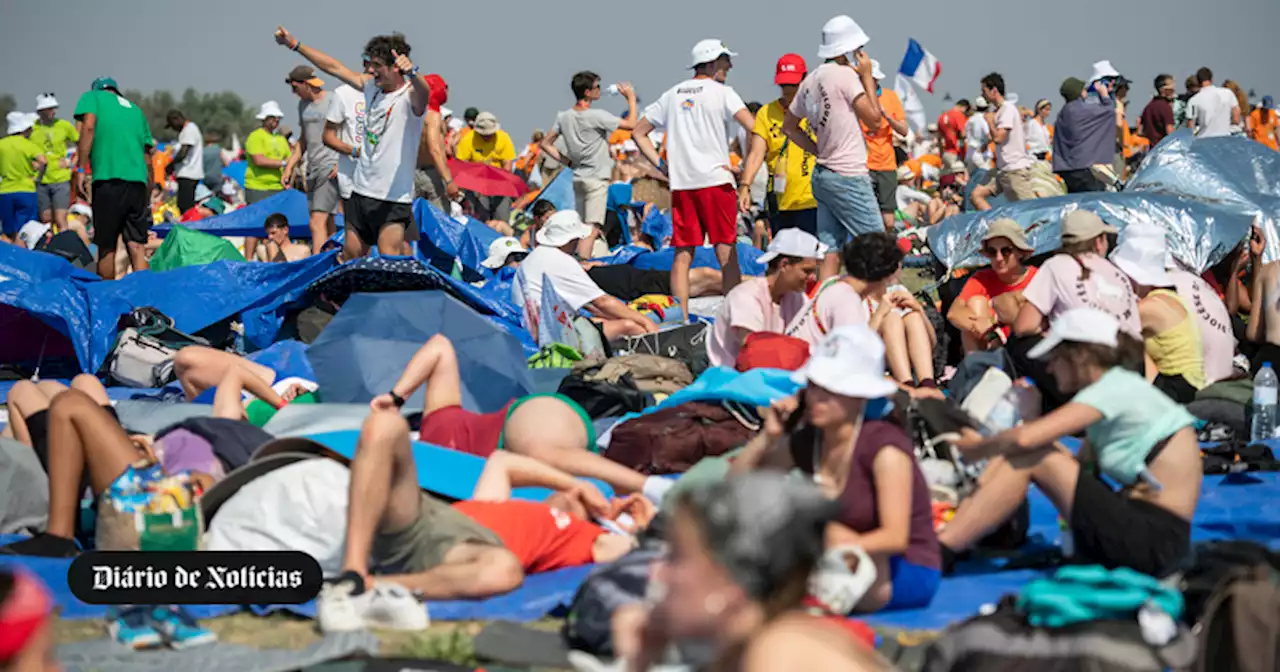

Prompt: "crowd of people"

[0,12,1278,672]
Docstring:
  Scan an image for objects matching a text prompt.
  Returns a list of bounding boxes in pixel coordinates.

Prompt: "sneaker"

[365,581,429,631]
[107,606,163,649]
[147,605,217,649]
[316,572,373,633]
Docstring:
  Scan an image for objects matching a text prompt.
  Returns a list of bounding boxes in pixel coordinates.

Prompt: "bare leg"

[341,410,428,581]
[4,380,64,446]
[309,211,336,255]
[938,448,1080,552]
[688,267,724,297]
[126,240,149,273]
[959,296,993,353]
[714,242,741,295]
[670,247,694,324]
[382,542,524,600]
[244,237,260,261]
[903,310,936,383]
[503,397,647,493]
[173,346,275,400]
[43,391,141,538]
[69,374,110,405]
[971,184,995,211]
[210,367,287,420]
[880,311,912,384]
[376,223,409,257]
[96,241,117,280]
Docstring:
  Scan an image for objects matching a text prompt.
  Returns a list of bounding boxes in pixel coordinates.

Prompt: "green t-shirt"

[1072,367,1196,485]
[31,119,79,185]
[243,128,290,192]
[73,90,152,184]
[0,135,44,194]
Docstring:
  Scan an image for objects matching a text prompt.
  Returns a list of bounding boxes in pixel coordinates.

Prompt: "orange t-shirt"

[1251,109,1279,151]
[152,151,172,186]
[863,89,905,172]
[609,128,633,147]
[452,500,604,573]
[957,266,1039,338]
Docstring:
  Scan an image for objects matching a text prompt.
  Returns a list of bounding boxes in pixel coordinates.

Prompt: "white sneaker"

[365,581,429,631]
[316,578,373,633]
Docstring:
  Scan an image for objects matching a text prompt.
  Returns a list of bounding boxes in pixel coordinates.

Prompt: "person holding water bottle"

[937,307,1202,578]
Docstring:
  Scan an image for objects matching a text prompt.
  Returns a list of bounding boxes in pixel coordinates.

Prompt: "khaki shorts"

[573,176,610,225]
[983,166,1040,202]
[372,492,502,574]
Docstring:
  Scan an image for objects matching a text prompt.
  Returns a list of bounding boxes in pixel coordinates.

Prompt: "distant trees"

[0,93,15,121]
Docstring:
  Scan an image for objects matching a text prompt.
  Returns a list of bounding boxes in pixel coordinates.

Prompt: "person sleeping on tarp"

[938,308,1201,579]
[173,345,319,427]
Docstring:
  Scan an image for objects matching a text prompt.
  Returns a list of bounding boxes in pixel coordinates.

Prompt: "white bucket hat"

[440,106,453,119]
[1090,60,1121,83]
[757,229,827,265]
[871,60,885,81]
[1027,307,1120,359]
[817,15,870,60]
[689,39,737,69]
[6,111,37,135]
[481,236,529,269]
[1111,234,1174,288]
[35,94,59,111]
[792,324,898,399]
[474,112,501,136]
[255,100,285,120]
[536,210,594,248]
[17,221,51,250]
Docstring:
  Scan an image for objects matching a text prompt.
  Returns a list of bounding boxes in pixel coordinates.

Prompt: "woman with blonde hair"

[1222,80,1250,136]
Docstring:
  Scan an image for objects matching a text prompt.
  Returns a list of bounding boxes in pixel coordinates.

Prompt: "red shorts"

[417,403,511,458]
[671,184,737,248]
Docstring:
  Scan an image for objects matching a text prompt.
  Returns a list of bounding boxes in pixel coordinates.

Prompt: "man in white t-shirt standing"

[322,83,365,216]
[783,16,884,280]
[164,110,204,213]
[1185,67,1241,138]
[633,39,754,319]
[275,25,428,259]
[540,71,639,259]
[980,72,1039,204]
[964,97,992,172]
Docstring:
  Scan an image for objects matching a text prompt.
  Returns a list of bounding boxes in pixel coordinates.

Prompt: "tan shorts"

[372,492,503,574]
[573,176,610,225]
[992,167,1041,202]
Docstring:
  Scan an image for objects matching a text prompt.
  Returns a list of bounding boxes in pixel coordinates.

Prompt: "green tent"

[149,225,245,271]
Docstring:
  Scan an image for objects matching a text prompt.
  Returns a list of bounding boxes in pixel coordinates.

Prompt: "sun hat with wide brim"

[817,15,870,60]
[982,218,1033,252]
[536,210,594,248]
[792,324,898,399]
[473,111,501,136]
[199,437,345,525]
[255,100,285,120]
[689,39,738,69]
[1111,235,1175,288]
[481,236,529,269]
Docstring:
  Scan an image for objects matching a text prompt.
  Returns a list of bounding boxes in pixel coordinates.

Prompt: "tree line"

[1,89,262,143]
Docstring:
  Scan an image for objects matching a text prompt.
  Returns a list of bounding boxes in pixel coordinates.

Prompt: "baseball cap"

[481,236,528,269]
[982,219,1033,252]
[774,53,806,86]
[286,65,324,87]
[204,198,226,215]
[1264,96,1275,110]
[473,112,500,136]
[1027,307,1120,359]
[792,324,898,399]
[1060,209,1117,245]
[17,221,51,250]
[255,100,285,120]
[689,39,737,69]
[974,96,989,111]
[536,210,594,248]
[35,94,58,111]
[1111,235,1174,288]
[757,229,827,264]
[425,73,449,111]
[817,15,870,60]
[91,76,118,91]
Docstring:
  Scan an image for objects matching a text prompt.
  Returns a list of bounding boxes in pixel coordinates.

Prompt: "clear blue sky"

[5,0,1277,141]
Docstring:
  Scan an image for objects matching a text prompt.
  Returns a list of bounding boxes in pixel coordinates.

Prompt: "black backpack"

[562,523,667,656]
[1179,541,1280,672]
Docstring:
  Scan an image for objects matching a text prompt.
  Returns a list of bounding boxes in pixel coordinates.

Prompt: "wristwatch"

[389,391,406,408]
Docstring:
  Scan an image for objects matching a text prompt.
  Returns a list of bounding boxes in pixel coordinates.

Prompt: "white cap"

[1027,307,1120,359]
[6,111,37,135]
[255,100,285,120]
[440,106,453,119]
[871,59,885,81]
[35,94,59,111]
[793,324,898,399]
[17,221,51,250]
[194,183,213,204]
[448,117,465,132]
[1090,60,1121,83]
[536,210,594,248]
[1111,234,1174,288]
[757,228,827,264]
[974,96,989,110]
[817,15,870,60]
[481,236,528,269]
[69,203,92,221]
[689,39,737,69]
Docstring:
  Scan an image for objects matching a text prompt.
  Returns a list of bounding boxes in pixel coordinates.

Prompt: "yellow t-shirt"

[752,100,816,212]
[456,130,517,169]
[31,119,79,185]
[0,135,44,195]
[243,128,291,192]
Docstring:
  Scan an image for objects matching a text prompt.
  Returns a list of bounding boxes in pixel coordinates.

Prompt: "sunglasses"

[982,245,1017,258]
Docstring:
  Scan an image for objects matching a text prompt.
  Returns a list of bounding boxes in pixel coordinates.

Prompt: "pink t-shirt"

[786,278,869,348]
[994,101,1034,172]
[1022,253,1142,337]
[788,63,869,177]
[1170,269,1236,384]
[707,277,806,367]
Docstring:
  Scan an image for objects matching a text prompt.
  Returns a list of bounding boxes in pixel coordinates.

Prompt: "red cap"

[774,53,806,86]
[425,73,448,112]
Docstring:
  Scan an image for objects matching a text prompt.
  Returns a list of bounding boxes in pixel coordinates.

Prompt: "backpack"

[735,332,810,372]
[562,542,665,656]
[1176,540,1280,672]
[557,371,653,419]
[605,401,759,475]
[103,308,209,388]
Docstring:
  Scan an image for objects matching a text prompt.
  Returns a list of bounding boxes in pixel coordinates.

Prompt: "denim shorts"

[810,166,882,250]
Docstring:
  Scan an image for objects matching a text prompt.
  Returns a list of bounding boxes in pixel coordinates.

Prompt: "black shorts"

[1070,468,1191,578]
[25,404,121,493]
[1154,373,1198,404]
[870,170,898,214]
[771,208,818,236]
[92,179,151,249]
[176,178,199,213]
[345,192,416,246]
[1057,169,1105,194]
[587,265,671,302]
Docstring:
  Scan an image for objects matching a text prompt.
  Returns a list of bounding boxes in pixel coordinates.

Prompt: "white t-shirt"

[1025,118,1052,155]
[1187,85,1239,138]
[994,101,1033,172]
[642,78,746,191]
[174,121,204,180]
[325,84,366,200]
[512,246,607,325]
[965,115,992,169]
[352,79,424,203]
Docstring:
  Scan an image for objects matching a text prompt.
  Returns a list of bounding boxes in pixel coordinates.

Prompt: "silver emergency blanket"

[928,131,1276,272]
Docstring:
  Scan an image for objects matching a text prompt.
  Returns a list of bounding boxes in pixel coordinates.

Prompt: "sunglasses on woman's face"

[982,245,1016,258]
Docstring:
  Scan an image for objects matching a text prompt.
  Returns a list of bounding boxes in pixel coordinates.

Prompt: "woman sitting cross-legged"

[938,307,1202,578]
[947,218,1038,353]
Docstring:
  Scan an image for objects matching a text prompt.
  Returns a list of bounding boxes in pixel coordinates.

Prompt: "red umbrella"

[447,159,529,199]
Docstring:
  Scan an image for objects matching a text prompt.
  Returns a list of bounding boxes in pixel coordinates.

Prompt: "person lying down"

[206,409,651,633]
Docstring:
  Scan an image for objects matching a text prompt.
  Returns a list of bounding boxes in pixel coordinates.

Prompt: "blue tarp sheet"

[152,190,339,240]
[593,242,766,277]
[413,200,500,275]
[223,160,246,187]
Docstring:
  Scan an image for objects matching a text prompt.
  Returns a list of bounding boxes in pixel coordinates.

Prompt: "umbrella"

[448,158,530,199]
[306,291,534,413]
[307,256,447,304]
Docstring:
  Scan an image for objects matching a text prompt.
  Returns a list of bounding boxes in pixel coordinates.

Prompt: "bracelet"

[351,146,360,159]
[389,391,406,408]
[291,40,301,52]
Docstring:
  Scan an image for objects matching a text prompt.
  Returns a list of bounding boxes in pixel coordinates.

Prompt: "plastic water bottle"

[982,387,1023,437]
[1252,362,1278,443]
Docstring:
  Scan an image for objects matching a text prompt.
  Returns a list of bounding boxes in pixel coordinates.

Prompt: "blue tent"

[306,291,534,413]
[153,190,335,239]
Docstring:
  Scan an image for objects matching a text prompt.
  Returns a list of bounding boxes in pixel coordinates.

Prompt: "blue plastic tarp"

[534,167,574,213]
[153,190,338,240]
[413,200,501,274]
[223,160,246,187]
